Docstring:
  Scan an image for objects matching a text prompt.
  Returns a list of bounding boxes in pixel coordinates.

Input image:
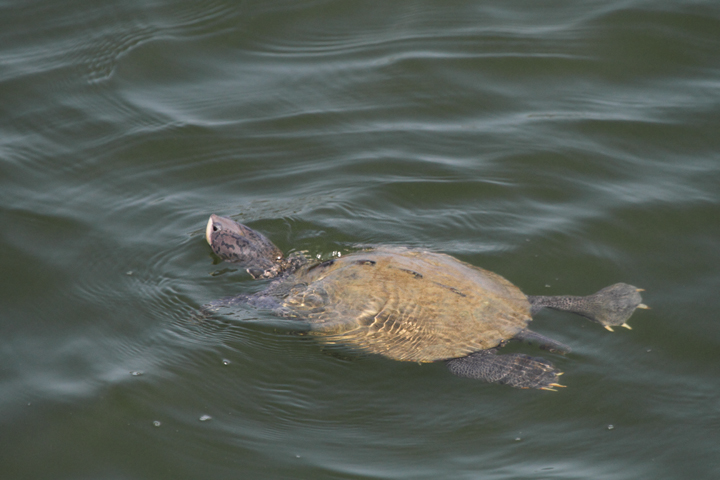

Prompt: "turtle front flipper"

[445,350,565,390]
[201,292,287,316]
[201,294,252,314]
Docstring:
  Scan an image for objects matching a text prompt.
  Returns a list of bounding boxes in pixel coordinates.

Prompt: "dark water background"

[2,1,719,479]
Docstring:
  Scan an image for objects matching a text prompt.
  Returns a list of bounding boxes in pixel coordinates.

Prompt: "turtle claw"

[540,380,567,391]
[621,323,632,330]
[637,303,650,310]
[604,325,615,332]
[636,288,645,292]
[540,378,567,392]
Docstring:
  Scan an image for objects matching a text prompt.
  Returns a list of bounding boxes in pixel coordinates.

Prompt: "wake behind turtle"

[204,214,648,390]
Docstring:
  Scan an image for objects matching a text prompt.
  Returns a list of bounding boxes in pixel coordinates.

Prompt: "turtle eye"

[212,223,220,232]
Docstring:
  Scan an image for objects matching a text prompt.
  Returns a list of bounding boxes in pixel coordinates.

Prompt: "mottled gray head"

[205,214,284,278]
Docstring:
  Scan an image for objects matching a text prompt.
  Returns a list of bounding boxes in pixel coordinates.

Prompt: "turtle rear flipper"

[513,329,572,354]
[527,283,647,331]
[445,350,564,390]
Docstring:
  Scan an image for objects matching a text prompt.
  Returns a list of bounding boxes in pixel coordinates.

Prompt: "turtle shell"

[280,248,532,362]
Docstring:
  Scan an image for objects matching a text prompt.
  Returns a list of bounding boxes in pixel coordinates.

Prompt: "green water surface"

[1,1,719,479]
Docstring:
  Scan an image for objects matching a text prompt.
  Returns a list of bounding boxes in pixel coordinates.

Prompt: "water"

[2,0,719,478]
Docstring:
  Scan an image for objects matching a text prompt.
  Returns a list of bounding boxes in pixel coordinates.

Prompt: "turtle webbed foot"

[585,283,648,331]
[446,350,565,390]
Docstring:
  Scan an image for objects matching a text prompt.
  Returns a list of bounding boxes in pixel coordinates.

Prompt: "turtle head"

[205,214,285,279]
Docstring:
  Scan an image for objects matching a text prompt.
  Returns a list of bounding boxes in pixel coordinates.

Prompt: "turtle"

[203,214,648,390]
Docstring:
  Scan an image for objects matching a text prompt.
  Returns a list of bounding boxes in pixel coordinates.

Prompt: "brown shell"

[281,248,531,362]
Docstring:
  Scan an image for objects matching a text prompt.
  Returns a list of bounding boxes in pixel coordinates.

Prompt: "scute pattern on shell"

[280,248,532,362]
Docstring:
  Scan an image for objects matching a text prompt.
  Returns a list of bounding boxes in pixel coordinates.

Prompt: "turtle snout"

[205,216,217,245]
[206,214,232,245]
